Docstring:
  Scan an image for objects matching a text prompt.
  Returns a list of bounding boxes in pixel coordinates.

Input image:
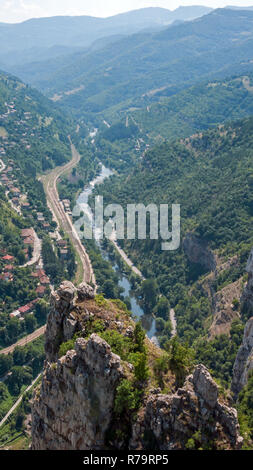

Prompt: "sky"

[1,0,253,23]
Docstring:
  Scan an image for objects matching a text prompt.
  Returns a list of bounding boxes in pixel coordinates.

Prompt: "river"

[75,160,158,343]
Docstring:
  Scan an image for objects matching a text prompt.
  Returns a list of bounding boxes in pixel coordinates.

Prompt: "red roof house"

[2,255,14,262]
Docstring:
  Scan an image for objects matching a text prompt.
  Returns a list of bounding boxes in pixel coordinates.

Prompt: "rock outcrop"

[32,282,243,450]
[183,233,217,272]
[32,334,124,450]
[232,317,253,398]
[241,248,253,313]
[130,364,242,450]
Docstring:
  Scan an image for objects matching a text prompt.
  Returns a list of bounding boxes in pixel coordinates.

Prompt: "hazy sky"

[1,0,253,23]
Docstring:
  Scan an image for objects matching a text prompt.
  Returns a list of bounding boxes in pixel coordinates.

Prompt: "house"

[36,285,46,297]
[19,304,32,315]
[42,222,50,231]
[2,254,14,263]
[57,239,67,248]
[21,202,31,210]
[23,236,34,246]
[11,187,21,197]
[21,228,34,238]
[31,272,39,278]
[4,264,14,272]
[12,197,20,206]
[0,272,13,282]
[10,310,21,318]
[40,276,50,286]
[36,268,46,278]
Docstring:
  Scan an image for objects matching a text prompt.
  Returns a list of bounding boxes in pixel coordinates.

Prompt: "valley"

[0,5,253,452]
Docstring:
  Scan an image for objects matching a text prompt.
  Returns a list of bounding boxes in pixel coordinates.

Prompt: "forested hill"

[121,74,253,141]
[0,71,72,174]
[96,115,253,311]
[14,9,253,118]
[93,73,253,173]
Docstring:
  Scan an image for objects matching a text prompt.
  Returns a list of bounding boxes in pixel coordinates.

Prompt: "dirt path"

[41,140,95,286]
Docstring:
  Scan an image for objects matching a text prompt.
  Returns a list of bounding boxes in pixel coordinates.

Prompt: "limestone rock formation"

[32,282,243,450]
[45,281,76,362]
[77,282,95,301]
[232,317,253,398]
[241,248,253,313]
[130,364,242,450]
[32,334,124,450]
[183,233,217,272]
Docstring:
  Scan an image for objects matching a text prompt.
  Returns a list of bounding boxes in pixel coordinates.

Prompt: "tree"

[167,337,195,387]
[114,379,140,415]
[141,279,159,311]
[133,322,146,353]
[35,299,49,323]
[25,314,37,334]
[0,354,13,377]
[134,352,150,382]
[156,296,170,320]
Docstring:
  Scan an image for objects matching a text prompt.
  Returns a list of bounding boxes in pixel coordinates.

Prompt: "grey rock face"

[193,364,218,408]
[32,334,124,450]
[77,282,95,301]
[130,364,242,450]
[183,233,216,271]
[45,281,76,362]
[232,317,253,397]
[241,248,253,313]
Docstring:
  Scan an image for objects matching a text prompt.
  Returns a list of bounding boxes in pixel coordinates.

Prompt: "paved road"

[0,326,46,356]
[111,238,145,280]
[20,228,42,268]
[42,141,95,286]
[170,309,177,337]
[0,373,41,428]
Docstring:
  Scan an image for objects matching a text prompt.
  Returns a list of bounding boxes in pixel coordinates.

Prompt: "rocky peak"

[32,333,124,450]
[32,282,243,450]
[45,281,94,362]
[131,364,242,450]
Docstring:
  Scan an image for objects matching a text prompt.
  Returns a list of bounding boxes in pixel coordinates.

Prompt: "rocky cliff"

[232,317,253,398]
[241,248,253,314]
[32,281,243,450]
[231,249,253,398]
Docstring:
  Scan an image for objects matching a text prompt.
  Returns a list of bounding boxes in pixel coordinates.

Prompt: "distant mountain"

[226,5,253,10]
[13,9,253,118]
[0,7,212,67]
[101,74,253,145]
